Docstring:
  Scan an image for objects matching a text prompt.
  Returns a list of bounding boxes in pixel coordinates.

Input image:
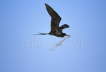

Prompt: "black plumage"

[45,3,69,37]
[33,3,70,37]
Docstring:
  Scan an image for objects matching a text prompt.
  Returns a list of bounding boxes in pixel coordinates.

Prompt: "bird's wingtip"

[45,3,47,6]
[45,3,49,7]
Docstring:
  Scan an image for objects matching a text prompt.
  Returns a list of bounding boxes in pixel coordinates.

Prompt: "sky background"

[0,0,106,72]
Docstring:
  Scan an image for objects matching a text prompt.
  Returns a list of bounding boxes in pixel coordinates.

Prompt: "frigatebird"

[34,3,70,37]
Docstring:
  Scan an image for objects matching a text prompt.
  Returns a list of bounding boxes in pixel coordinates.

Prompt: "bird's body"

[33,3,70,37]
[45,3,70,37]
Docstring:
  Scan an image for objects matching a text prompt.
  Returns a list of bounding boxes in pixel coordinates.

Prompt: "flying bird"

[33,3,70,37]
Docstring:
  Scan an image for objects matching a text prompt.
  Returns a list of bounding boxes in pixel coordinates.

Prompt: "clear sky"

[0,0,106,72]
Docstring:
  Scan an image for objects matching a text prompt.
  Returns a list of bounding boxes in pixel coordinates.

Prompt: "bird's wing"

[45,3,61,33]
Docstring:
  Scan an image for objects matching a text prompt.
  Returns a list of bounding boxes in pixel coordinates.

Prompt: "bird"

[33,3,70,37]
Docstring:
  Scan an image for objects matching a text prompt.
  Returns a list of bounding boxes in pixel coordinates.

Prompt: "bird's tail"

[32,33,48,35]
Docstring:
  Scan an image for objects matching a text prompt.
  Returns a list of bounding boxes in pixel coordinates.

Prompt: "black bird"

[34,3,70,37]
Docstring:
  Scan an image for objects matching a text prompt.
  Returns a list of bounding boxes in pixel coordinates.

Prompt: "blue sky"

[0,0,106,72]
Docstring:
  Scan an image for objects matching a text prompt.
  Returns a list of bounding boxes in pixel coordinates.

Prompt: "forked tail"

[32,33,48,35]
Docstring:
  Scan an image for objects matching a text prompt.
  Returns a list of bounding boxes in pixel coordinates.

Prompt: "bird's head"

[60,24,69,29]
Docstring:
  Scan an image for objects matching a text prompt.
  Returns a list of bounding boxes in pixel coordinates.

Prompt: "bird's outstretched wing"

[45,3,61,33]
